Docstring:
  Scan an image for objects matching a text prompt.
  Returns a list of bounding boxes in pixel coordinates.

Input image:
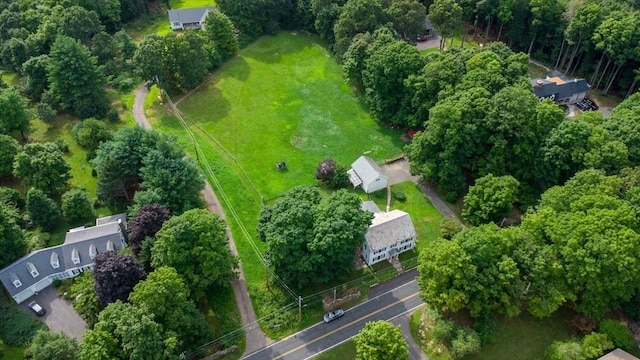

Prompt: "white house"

[168,7,215,30]
[0,214,127,304]
[361,209,416,266]
[347,156,389,193]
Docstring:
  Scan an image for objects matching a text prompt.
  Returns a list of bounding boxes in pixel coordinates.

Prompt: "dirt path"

[132,84,270,355]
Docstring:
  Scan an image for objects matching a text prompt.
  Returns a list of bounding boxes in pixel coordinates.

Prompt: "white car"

[28,301,46,316]
[323,308,344,323]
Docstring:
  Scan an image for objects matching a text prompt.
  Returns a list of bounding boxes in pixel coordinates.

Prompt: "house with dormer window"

[0,214,127,304]
[361,208,417,266]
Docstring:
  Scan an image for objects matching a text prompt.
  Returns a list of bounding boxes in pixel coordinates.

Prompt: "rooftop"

[168,6,215,24]
[365,210,416,251]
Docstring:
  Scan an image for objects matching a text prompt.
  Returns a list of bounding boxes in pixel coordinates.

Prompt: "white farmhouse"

[362,209,416,266]
[168,7,215,30]
[347,156,389,194]
[0,214,127,304]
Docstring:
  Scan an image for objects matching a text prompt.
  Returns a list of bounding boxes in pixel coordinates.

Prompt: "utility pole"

[298,296,303,321]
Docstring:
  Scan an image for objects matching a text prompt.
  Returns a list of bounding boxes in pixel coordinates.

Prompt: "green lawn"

[464,309,574,360]
[312,340,356,359]
[369,181,443,250]
[149,32,405,337]
[3,346,25,360]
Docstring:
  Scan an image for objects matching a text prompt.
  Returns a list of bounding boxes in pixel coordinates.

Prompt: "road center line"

[271,292,420,360]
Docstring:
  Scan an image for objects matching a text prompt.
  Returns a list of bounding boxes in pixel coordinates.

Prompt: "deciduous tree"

[71,118,113,157]
[354,321,409,360]
[13,142,71,195]
[94,252,147,306]
[26,188,61,232]
[127,204,171,255]
[0,203,24,268]
[0,87,31,140]
[25,329,80,360]
[203,10,239,60]
[47,35,109,119]
[151,209,237,299]
[462,174,519,225]
[0,134,19,177]
[61,188,94,222]
[428,0,462,50]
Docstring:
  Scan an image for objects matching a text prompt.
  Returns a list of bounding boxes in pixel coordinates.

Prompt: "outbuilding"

[168,7,215,30]
[347,156,389,194]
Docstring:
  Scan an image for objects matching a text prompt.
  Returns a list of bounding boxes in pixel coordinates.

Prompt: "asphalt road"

[242,280,423,360]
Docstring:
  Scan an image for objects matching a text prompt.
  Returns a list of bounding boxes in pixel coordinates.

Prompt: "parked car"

[575,100,590,111]
[417,34,430,42]
[583,98,599,110]
[323,308,344,323]
[28,301,46,316]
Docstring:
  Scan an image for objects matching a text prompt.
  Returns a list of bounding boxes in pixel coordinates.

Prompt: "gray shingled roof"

[351,156,386,185]
[532,78,590,100]
[365,210,416,251]
[361,201,382,214]
[598,349,640,360]
[168,7,215,24]
[0,215,126,299]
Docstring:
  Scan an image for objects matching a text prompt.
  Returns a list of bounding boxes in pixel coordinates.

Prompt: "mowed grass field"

[150,32,407,324]
[175,32,405,201]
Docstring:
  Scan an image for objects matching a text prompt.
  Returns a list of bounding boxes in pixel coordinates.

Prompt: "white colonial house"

[347,155,389,194]
[0,214,127,304]
[168,7,215,30]
[361,208,416,266]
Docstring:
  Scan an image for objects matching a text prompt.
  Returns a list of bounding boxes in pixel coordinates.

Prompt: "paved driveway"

[22,285,87,342]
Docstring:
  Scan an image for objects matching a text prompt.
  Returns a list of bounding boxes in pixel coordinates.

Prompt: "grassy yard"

[464,309,574,360]
[3,346,25,360]
[369,181,443,251]
[148,31,405,337]
[127,0,215,41]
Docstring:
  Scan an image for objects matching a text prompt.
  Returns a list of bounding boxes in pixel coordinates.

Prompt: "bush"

[450,329,481,359]
[27,232,50,252]
[445,191,458,203]
[431,318,456,343]
[0,187,25,210]
[473,314,497,345]
[106,108,120,123]
[546,340,584,360]
[581,332,613,359]
[394,191,406,201]
[54,137,69,153]
[440,218,463,240]
[36,102,57,123]
[598,320,635,351]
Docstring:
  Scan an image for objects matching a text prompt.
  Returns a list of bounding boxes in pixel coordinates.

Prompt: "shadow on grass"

[241,32,320,65]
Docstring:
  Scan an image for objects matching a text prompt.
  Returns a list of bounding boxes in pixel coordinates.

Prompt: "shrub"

[581,332,613,359]
[473,314,497,345]
[54,137,69,153]
[450,329,481,359]
[36,102,57,124]
[106,108,120,123]
[440,218,463,240]
[431,318,456,343]
[27,232,50,252]
[445,191,458,203]
[598,320,635,351]
[546,340,584,360]
[0,187,25,210]
[394,191,406,201]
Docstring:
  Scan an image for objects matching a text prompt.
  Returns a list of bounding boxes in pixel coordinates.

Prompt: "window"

[71,248,80,265]
[10,273,21,288]
[50,252,60,269]
[89,244,97,260]
[106,240,115,252]
[27,262,39,277]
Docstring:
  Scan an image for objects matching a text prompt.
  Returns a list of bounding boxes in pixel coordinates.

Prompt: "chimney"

[117,218,129,244]
[536,80,544,87]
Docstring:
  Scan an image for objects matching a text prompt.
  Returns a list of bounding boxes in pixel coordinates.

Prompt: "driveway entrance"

[22,285,87,342]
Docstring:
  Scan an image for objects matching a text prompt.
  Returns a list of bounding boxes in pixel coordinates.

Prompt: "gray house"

[348,156,389,193]
[0,214,127,304]
[361,209,416,266]
[532,75,591,105]
[168,7,215,30]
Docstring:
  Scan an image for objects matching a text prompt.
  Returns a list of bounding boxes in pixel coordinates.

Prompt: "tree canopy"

[0,86,31,140]
[13,142,71,195]
[93,252,147,306]
[354,321,409,360]
[462,174,519,225]
[25,329,80,360]
[257,186,372,288]
[26,188,61,232]
[0,203,24,268]
[151,209,238,299]
[127,204,171,255]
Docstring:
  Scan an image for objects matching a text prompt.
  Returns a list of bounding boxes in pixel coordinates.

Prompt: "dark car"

[28,301,46,316]
[575,101,589,111]
[417,34,430,42]
[323,308,344,323]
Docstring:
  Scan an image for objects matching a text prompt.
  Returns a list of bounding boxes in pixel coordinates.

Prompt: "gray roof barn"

[168,7,215,30]
[348,156,389,193]
[365,210,416,252]
[0,215,127,303]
